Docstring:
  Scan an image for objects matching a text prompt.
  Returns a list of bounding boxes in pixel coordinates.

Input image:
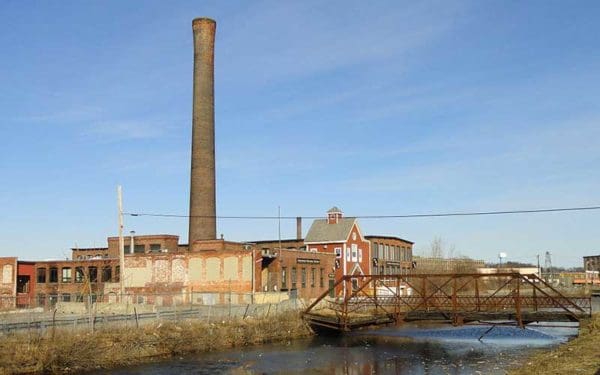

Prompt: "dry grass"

[0,311,311,374]
[509,314,600,375]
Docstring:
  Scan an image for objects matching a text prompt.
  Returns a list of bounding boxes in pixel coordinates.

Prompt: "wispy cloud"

[85,120,171,141]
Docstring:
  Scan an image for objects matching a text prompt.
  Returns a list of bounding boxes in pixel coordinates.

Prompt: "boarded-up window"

[206,258,220,281]
[223,257,238,280]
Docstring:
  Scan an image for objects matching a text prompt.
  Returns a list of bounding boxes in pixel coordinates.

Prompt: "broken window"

[61,267,72,283]
[150,243,161,252]
[101,266,112,282]
[301,268,306,288]
[75,267,85,283]
[36,268,46,283]
[310,268,316,288]
[88,266,98,282]
[134,244,145,253]
[49,267,58,283]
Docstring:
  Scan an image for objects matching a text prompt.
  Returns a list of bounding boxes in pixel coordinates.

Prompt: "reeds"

[0,311,311,374]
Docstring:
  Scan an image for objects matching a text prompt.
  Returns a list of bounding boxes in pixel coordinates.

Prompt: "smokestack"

[296,217,302,240]
[189,17,217,243]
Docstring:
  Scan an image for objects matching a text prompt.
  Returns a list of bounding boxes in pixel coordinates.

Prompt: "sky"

[0,1,599,267]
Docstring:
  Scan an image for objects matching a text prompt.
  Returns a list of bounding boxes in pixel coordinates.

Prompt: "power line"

[124,204,600,220]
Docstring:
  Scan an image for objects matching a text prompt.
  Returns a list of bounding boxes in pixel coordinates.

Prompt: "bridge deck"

[303,273,592,332]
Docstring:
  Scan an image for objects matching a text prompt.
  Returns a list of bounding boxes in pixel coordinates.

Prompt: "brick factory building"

[366,235,414,275]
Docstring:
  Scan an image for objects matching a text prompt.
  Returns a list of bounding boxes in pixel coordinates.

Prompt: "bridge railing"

[303,272,592,329]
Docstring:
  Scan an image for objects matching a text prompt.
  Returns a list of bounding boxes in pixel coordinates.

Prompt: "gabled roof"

[304,217,356,243]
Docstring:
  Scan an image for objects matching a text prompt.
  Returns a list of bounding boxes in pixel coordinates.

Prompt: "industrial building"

[0,17,416,311]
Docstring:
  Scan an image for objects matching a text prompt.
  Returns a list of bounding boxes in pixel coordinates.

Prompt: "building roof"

[364,235,414,245]
[304,218,356,243]
[327,206,342,213]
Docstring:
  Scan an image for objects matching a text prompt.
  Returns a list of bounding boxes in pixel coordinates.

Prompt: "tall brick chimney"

[189,17,217,243]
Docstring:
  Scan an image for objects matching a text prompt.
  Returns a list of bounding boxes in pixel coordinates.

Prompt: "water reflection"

[101,322,578,375]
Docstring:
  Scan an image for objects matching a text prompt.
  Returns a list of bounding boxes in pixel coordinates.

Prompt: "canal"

[99,321,579,374]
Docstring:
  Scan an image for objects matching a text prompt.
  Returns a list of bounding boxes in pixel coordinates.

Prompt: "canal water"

[101,322,578,374]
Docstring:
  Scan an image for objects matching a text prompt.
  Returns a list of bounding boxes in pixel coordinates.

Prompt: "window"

[358,249,363,263]
[301,268,306,288]
[291,267,297,289]
[150,244,161,252]
[101,266,112,282]
[335,247,342,258]
[351,278,359,291]
[61,293,71,302]
[310,248,318,253]
[49,267,58,283]
[61,267,72,283]
[115,266,120,282]
[372,243,378,258]
[281,267,287,289]
[384,245,389,260]
[320,268,324,287]
[346,248,351,261]
[36,268,46,283]
[88,266,98,282]
[134,244,145,253]
[351,244,358,262]
[310,268,316,288]
[75,267,85,283]
[17,275,30,293]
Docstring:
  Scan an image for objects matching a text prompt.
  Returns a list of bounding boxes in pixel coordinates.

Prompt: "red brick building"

[304,207,371,296]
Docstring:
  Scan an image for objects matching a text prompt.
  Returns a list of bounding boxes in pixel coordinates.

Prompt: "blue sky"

[1,1,599,266]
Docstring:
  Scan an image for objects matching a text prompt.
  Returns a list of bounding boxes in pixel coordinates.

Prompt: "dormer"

[327,206,343,224]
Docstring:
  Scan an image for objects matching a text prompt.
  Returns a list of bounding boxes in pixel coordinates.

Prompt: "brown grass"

[0,311,312,374]
[509,314,600,375]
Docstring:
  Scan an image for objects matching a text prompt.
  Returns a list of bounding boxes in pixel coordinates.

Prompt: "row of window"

[372,243,411,262]
[334,245,364,263]
[36,266,119,284]
[281,267,325,290]
[373,265,405,275]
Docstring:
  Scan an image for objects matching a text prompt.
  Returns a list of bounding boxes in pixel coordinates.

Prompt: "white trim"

[349,262,364,276]
[304,240,346,245]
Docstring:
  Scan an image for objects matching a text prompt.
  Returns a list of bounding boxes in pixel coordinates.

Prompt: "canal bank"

[0,311,312,374]
[509,313,600,375]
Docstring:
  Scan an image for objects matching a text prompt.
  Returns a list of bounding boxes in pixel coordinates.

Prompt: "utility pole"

[117,185,125,300]
[544,251,553,283]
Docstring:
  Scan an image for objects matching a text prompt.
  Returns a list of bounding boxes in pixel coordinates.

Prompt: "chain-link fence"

[0,291,310,334]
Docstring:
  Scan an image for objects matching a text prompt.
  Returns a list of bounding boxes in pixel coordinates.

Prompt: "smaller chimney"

[296,217,302,240]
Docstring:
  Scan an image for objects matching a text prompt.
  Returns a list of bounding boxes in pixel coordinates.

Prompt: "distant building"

[412,256,485,273]
[583,255,600,272]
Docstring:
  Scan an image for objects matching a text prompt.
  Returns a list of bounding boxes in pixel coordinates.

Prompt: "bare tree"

[430,237,444,258]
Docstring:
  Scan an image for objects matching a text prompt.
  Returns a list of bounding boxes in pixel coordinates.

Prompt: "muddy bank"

[509,314,600,375]
[0,311,311,374]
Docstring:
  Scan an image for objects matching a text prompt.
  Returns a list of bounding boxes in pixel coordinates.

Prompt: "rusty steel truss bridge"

[303,273,592,332]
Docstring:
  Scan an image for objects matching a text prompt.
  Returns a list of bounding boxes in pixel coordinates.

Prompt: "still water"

[102,322,578,374]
